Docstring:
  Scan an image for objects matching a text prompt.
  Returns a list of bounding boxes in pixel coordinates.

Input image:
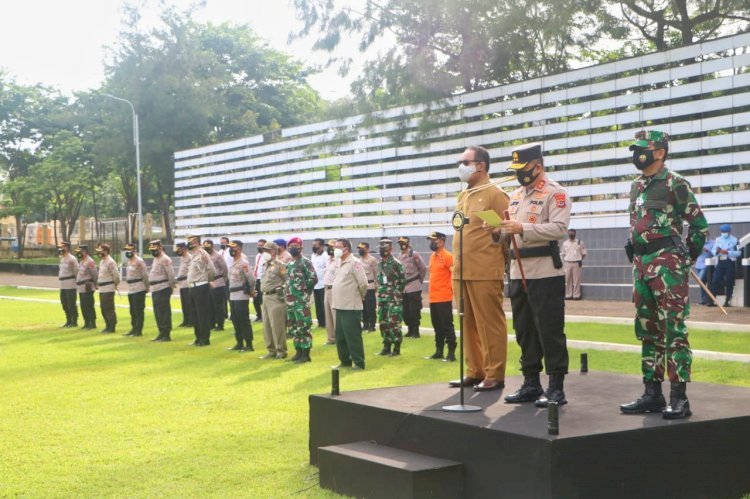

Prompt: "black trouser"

[60,288,77,324]
[253,279,263,320]
[99,291,117,330]
[190,284,212,344]
[430,301,456,350]
[230,299,253,347]
[402,290,422,335]
[314,287,326,327]
[179,286,193,325]
[152,287,172,338]
[211,285,227,327]
[128,291,146,334]
[79,291,96,326]
[509,276,568,376]
[362,289,376,329]
[711,259,736,300]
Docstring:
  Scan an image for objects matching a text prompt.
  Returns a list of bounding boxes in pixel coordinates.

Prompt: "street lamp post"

[101,93,143,256]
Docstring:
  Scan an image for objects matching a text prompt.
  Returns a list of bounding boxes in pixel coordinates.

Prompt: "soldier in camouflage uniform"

[376,238,406,357]
[620,130,708,420]
[285,237,318,364]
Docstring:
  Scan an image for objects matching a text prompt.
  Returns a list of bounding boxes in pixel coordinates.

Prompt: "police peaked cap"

[148,240,162,251]
[357,242,370,249]
[426,232,446,240]
[123,243,136,251]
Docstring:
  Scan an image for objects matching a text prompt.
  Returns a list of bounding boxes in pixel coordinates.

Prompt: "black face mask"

[312,246,320,254]
[257,247,263,254]
[326,247,334,256]
[358,249,366,257]
[150,250,160,257]
[516,165,541,187]
[568,234,575,240]
[205,247,213,254]
[125,251,134,259]
[289,247,301,257]
[229,249,237,257]
[220,244,227,250]
[632,148,655,171]
[379,247,389,257]
[429,242,438,252]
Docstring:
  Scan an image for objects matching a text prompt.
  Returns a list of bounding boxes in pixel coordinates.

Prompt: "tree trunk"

[14,215,26,259]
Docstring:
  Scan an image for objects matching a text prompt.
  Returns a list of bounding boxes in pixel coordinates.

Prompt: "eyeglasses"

[456,160,481,167]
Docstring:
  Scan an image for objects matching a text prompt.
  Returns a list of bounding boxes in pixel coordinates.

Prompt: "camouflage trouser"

[286,295,313,349]
[633,261,692,382]
[378,300,403,345]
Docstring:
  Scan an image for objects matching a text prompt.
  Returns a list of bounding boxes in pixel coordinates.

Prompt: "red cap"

[288,236,303,247]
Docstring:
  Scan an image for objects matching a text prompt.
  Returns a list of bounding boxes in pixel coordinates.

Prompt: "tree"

[618,0,750,50]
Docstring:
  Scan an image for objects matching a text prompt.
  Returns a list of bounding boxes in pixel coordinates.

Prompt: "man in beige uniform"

[497,143,571,407]
[95,243,120,333]
[58,241,79,328]
[449,145,510,392]
[332,238,369,370]
[148,240,176,342]
[396,236,427,339]
[74,245,98,330]
[124,242,149,337]
[561,229,586,300]
[322,240,339,344]
[187,235,215,346]
[357,242,378,332]
[259,241,288,359]
[174,242,193,327]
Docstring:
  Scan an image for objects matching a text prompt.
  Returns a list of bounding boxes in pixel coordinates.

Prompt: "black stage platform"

[309,371,750,499]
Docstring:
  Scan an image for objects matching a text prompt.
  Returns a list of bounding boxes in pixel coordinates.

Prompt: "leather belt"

[213,274,224,280]
[126,278,143,284]
[406,276,421,284]
[150,279,167,285]
[229,286,244,292]
[190,281,208,287]
[634,237,675,256]
[511,246,553,259]
[367,280,374,283]
[177,276,187,281]
[76,279,92,285]
[59,276,75,281]
[97,281,113,286]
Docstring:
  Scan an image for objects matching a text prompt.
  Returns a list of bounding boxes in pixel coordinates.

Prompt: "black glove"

[625,240,634,264]
[578,261,582,268]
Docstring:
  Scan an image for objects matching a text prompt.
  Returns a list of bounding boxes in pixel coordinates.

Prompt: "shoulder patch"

[674,182,689,204]
[553,192,567,208]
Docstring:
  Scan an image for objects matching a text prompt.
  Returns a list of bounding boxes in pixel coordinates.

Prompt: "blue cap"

[272,238,287,248]
[720,224,731,232]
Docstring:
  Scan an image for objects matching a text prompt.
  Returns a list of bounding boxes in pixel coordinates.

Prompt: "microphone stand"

[443,210,481,413]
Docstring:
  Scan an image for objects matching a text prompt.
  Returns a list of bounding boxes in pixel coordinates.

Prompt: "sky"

[0,0,361,100]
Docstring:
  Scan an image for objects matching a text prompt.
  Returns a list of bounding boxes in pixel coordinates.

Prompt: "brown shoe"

[448,376,482,388]
[474,379,505,392]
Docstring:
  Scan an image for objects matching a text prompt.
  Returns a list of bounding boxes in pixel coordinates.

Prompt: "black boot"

[289,347,302,362]
[427,344,444,360]
[295,349,311,364]
[535,374,567,407]
[390,343,401,356]
[620,379,666,414]
[444,344,456,362]
[662,382,691,419]
[504,374,544,403]
[227,343,244,351]
[89,321,97,330]
[376,343,391,356]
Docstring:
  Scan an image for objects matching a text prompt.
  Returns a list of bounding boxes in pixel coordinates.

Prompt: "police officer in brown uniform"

[449,145,510,392]
[357,242,378,332]
[498,143,571,407]
[148,240,176,342]
[124,242,149,337]
[561,229,587,300]
[174,242,193,327]
[203,239,229,331]
[259,241,288,359]
[74,245,98,330]
[95,243,120,333]
[396,236,427,339]
[187,235,216,346]
[58,241,79,328]
[227,240,255,351]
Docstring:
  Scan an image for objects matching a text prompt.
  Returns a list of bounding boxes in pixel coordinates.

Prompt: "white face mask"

[262,252,272,262]
[333,248,344,259]
[458,164,476,183]
[721,232,729,238]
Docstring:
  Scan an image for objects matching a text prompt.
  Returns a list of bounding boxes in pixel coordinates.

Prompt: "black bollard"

[331,368,340,396]
[580,352,588,373]
[547,401,559,435]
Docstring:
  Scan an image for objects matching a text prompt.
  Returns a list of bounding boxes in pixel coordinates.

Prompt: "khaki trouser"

[454,279,508,382]
[564,261,582,298]
[324,287,336,343]
[262,291,287,355]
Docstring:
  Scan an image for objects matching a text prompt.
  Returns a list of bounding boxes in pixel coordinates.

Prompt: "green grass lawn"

[0,290,749,497]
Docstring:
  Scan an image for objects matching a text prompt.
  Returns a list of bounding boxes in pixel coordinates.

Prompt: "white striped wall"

[174,33,750,241]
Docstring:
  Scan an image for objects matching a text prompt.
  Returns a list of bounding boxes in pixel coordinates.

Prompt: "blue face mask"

[721,232,729,238]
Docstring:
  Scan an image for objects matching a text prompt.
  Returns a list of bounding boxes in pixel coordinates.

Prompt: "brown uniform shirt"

[396,250,427,293]
[323,257,338,287]
[97,256,120,293]
[187,249,215,284]
[507,173,571,280]
[360,254,378,290]
[149,254,175,292]
[228,255,253,301]
[453,177,510,281]
[260,257,287,294]
[210,251,228,288]
[561,238,587,262]
[332,256,368,310]
[126,257,149,294]
[177,252,190,289]
[76,256,98,293]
